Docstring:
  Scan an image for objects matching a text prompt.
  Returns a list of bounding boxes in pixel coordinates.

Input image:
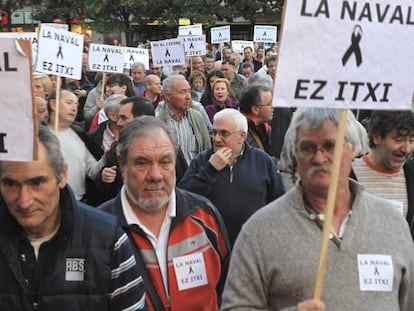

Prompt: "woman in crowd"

[199,70,224,106]
[204,78,236,123]
[33,74,52,99]
[189,70,206,102]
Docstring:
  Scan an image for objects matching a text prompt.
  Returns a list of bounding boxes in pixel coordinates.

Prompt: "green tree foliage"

[32,0,148,44]
[147,0,232,26]
[30,0,284,44]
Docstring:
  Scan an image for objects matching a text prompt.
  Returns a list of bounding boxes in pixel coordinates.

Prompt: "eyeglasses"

[257,103,272,108]
[211,129,241,138]
[296,141,336,158]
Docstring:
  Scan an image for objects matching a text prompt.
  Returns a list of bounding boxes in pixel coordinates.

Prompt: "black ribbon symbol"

[342,25,363,67]
[56,43,63,59]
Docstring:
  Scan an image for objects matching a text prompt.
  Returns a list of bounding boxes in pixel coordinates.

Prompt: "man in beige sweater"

[222,108,414,311]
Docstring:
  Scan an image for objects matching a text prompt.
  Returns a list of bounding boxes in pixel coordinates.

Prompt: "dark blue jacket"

[179,143,285,247]
[0,186,146,310]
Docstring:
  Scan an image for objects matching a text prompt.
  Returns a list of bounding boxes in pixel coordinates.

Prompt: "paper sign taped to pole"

[231,40,254,54]
[89,43,125,73]
[35,24,84,80]
[274,0,414,110]
[124,47,149,70]
[254,25,277,43]
[182,35,206,56]
[150,38,186,67]
[0,38,35,161]
[178,24,203,36]
[211,25,230,44]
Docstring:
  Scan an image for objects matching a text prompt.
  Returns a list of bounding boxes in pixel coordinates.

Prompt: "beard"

[125,183,172,213]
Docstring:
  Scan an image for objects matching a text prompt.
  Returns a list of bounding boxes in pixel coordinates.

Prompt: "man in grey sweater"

[222,108,414,311]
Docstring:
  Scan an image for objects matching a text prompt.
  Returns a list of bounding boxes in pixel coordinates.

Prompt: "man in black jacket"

[0,125,147,310]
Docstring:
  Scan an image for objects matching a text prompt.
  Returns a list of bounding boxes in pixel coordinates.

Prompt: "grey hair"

[291,108,360,148]
[103,94,126,115]
[247,73,274,89]
[16,125,65,183]
[143,74,159,85]
[213,108,248,133]
[162,74,187,93]
[116,116,178,163]
[132,62,145,70]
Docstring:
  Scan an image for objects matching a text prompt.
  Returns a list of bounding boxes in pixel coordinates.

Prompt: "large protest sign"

[231,40,254,54]
[254,25,277,43]
[89,43,125,73]
[210,25,230,44]
[178,24,203,36]
[274,0,414,110]
[150,38,186,67]
[124,47,149,70]
[0,38,35,161]
[182,35,207,56]
[35,24,84,80]
[0,32,38,65]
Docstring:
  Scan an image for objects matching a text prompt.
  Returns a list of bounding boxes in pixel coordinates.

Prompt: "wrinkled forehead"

[213,116,236,131]
[129,129,175,152]
[0,144,51,177]
[296,119,338,143]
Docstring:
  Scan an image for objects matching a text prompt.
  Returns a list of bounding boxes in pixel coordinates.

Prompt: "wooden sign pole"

[313,109,348,300]
[54,76,61,133]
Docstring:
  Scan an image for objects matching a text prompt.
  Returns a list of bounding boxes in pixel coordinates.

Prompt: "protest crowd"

[1,19,414,311]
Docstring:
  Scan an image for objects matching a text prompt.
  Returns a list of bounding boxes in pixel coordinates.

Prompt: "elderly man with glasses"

[179,108,285,247]
[221,108,414,311]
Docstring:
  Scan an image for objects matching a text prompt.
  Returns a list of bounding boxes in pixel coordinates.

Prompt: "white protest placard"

[182,35,206,56]
[124,47,149,70]
[35,24,84,80]
[88,43,125,73]
[0,32,38,65]
[150,38,186,68]
[254,25,277,43]
[210,25,230,44]
[231,40,254,54]
[273,0,414,110]
[178,24,203,36]
[0,38,35,161]
[41,23,69,31]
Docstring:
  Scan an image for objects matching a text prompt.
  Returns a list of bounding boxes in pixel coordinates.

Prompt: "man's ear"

[58,163,68,188]
[240,131,247,143]
[163,92,171,102]
[372,133,381,147]
[251,105,260,116]
[107,112,118,122]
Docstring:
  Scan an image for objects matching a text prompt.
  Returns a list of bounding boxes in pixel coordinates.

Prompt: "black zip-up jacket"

[0,186,146,310]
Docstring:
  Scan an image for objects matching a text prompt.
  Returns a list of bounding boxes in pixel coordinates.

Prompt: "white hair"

[214,108,248,133]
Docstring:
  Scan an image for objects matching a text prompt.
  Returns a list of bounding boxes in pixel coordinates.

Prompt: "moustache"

[144,182,165,191]
[306,165,331,178]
